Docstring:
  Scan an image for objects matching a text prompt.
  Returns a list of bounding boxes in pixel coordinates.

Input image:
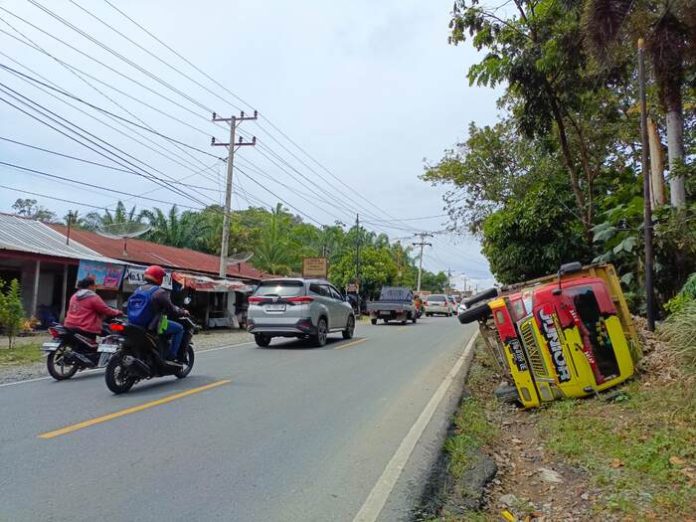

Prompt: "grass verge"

[0,343,43,367]
[422,334,696,521]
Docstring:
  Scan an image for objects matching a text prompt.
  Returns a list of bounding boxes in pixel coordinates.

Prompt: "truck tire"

[371,318,377,325]
[411,314,417,324]
[462,287,499,309]
[255,334,271,347]
[457,302,491,324]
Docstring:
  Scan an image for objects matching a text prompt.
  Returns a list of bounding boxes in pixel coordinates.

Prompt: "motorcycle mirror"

[183,296,192,305]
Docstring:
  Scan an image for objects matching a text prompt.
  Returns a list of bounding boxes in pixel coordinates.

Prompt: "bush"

[664,273,696,315]
[0,279,26,348]
[660,301,696,374]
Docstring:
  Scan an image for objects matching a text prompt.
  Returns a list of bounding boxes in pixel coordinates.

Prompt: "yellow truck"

[459,262,641,408]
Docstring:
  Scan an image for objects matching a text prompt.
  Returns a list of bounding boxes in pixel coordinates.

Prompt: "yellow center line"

[39,379,231,440]
[334,338,368,350]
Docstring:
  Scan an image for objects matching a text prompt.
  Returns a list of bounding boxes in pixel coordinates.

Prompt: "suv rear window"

[254,281,305,297]
[428,295,446,302]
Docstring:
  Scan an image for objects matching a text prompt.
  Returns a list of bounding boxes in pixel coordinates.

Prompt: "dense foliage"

[422,0,695,309]
[0,279,25,348]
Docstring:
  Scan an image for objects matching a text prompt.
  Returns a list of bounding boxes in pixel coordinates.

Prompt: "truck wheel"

[370,318,377,325]
[457,303,491,324]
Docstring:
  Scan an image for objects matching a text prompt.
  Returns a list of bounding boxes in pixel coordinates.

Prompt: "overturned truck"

[459,263,642,408]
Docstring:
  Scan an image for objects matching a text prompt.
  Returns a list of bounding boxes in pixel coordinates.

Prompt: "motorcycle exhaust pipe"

[122,355,151,377]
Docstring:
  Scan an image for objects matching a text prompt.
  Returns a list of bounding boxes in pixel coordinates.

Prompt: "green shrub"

[660,301,696,374]
[0,279,25,348]
[665,273,696,315]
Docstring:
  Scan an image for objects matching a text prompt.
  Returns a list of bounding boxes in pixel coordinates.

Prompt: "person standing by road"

[64,276,123,340]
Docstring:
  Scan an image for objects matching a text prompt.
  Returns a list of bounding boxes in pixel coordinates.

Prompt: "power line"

[94,1,403,224]
[0,82,211,207]
[0,62,221,159]
[0,136,222,193]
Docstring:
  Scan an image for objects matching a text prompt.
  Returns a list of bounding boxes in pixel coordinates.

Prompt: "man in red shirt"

[64,277,122,339]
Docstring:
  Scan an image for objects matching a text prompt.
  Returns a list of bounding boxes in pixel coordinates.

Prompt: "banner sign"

[76,260,124,290]
[124,265,172,290]
[302,257,328,278]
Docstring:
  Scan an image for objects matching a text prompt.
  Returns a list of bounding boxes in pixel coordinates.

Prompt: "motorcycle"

[100,315,199,394]
[42,322,119,381]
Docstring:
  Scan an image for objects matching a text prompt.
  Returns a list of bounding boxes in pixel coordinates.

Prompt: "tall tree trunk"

[647,117,666,207]
[666,108,686,207]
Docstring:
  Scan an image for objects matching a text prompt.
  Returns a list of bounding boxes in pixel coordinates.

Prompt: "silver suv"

[247,278,356,347]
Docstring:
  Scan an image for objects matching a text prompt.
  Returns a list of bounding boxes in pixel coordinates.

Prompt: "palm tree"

[253,204,295,275]
[583,0,695,207]
[141,205,208,249]
[83,201,143,231]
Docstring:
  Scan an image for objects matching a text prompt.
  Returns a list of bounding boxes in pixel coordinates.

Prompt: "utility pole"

[355,214,361,286]
[65,211,75,245]
[638,39,656,331]
[212,110,258,277]
[412,233,433,293]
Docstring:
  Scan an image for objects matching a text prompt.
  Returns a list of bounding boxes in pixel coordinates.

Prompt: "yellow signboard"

[302,257,328,278]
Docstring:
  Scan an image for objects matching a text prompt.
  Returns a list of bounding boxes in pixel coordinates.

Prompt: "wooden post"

[31,259,41,318]
[59,264,69,321]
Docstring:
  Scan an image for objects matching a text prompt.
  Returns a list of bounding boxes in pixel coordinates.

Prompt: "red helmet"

[143,265,166,285]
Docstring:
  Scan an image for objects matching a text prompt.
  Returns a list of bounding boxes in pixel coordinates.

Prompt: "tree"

[449,0,632,240]
[253,204,297,275]
[141,205,208,250]
[0,279,25,348]
[481,178,592,284]
[330,246,398,298]
[583,0,696,207]
[82,201,143,231]
[11,198,56,222]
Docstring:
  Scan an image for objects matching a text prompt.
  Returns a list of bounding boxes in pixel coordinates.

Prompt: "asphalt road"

[1,316,476,522]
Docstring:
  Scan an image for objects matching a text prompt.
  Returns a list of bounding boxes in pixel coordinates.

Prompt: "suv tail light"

[287,296,314,305]
[248,296,265,304]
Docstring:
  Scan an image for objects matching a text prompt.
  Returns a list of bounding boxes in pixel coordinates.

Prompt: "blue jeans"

[164,320,184,359]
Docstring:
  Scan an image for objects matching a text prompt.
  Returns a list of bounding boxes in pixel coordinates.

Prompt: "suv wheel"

[313,318,328,347]
[255,334,271,347]
[342,315,355,339]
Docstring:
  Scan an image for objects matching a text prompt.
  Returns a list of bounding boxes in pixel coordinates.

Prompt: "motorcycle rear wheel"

[47,346,79,381]
[174,345,195,379]
[105,353,136,394]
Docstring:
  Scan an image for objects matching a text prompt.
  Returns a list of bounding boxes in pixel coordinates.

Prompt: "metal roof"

[0,214,124,264]
[49,224,265,281]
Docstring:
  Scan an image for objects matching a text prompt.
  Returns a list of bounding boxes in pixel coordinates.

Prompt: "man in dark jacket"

[128,265,189,361]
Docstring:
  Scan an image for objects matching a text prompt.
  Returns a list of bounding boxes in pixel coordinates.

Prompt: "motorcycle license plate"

[266,304,286,312]
[98,343,119,354]
[41,342,61,352]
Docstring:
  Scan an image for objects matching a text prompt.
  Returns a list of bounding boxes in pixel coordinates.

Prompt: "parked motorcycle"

[42,322,119,381]
[100,316,199,394]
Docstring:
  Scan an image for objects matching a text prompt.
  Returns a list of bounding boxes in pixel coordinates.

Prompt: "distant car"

[424,294,454,317]
[247,278,355,347]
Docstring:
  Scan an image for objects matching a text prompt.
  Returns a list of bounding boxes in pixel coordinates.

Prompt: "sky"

[0,0,503,289]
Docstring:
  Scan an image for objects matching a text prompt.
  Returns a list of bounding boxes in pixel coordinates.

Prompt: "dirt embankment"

[419,321,696,522]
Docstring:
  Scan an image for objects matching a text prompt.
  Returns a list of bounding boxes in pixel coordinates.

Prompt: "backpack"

[127,285,159,328]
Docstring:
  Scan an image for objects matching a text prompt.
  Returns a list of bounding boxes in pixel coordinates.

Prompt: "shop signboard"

[76,260,125,290]
[302,257,328,278]
[123,265,173,290]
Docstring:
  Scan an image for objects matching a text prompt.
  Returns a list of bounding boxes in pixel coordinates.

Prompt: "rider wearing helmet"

[127,265,189,362]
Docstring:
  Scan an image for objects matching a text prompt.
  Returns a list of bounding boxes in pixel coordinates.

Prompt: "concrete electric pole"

[412,233,433,293]
[212,110,258,277]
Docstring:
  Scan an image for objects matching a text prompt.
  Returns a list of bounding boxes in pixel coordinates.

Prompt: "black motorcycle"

[102,316,199,394]
[42,322,119,381]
